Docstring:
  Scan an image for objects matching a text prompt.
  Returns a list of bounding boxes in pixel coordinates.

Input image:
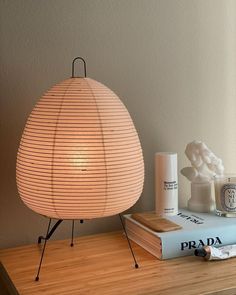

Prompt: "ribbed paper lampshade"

[16,71,144,219]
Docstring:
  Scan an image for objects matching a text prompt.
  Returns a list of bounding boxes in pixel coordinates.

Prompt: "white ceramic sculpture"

[181,140,224,212]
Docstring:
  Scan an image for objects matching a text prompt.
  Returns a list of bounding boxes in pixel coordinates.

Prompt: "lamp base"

[35,215,138,281]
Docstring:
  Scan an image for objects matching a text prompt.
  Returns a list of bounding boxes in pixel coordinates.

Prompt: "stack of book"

[124,209,236,259]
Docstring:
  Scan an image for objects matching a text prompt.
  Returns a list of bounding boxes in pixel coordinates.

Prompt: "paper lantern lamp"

[16,57,144,280]
[16,59,144,220]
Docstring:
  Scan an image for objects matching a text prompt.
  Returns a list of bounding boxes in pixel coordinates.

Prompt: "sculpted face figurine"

[181,140,224,183]
[181,140,224,213]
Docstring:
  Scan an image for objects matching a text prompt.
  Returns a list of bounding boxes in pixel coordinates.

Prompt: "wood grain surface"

[131,212,182,232]
[1,231,236,295]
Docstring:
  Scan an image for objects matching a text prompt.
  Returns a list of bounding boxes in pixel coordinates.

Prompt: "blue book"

[124,209,236,259]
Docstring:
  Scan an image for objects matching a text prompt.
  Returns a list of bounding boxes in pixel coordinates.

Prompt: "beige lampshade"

[16,77,144,219]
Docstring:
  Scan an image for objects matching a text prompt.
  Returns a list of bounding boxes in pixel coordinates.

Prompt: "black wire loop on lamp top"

[71,56,87,78]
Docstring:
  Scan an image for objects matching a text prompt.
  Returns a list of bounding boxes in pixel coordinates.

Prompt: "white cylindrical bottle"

[155,152,178,216]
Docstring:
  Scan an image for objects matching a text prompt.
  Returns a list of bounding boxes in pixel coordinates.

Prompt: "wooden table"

[1,231,236,295]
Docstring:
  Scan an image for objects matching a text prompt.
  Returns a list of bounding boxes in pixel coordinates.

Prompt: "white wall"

[1,0,236,248]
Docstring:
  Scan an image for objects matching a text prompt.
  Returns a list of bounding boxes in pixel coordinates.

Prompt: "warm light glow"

[16,78,144,219]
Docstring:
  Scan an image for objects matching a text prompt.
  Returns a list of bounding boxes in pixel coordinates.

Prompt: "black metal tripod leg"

[35,218,52,281]
[119,214,139,269]
[38,219,63,244]
[71,220,75,247]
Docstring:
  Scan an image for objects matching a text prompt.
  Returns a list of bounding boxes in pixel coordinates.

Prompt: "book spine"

[161,224,236,259]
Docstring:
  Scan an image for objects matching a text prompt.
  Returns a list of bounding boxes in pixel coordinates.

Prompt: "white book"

[124,209,236,259]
